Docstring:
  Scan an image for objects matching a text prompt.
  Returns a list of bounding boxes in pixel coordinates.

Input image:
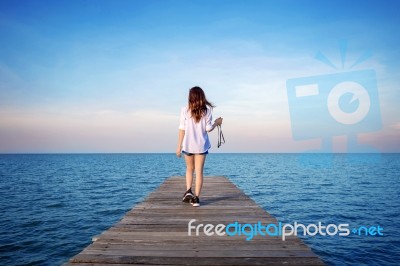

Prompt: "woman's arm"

[207,117,223,132]
[176,129,185,157]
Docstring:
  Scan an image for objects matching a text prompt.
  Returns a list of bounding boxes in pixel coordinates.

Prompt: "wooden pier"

[65,176,324,265]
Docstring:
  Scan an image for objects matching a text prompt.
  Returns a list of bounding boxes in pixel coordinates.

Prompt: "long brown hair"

[188,86,215,123]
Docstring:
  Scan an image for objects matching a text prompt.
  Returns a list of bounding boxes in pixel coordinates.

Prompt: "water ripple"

[0,153,398,266]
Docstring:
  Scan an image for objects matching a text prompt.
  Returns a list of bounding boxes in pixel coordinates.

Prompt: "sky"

[0,0,399,153]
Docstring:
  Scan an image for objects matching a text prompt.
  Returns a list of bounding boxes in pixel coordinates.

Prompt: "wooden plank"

[64,176,324,265]
[68,256,324,266]
[86,243,311,251]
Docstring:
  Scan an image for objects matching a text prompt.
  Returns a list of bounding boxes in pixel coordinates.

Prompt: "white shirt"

[179,106,213,153]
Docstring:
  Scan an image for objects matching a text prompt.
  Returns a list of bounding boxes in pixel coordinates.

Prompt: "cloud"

[390,122,400,130]
[1,5,399,153]
[0,108,178,153]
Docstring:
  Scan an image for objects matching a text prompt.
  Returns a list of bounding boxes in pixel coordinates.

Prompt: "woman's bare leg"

[194,154,206,196]
[184,154,195,190]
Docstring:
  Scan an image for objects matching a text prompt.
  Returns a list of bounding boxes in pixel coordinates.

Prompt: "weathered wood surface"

[65,176,324,265]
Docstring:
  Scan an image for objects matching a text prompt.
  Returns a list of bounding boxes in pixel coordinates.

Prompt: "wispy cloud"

[0,0,399,152]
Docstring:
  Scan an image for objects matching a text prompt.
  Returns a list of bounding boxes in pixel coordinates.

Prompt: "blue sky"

[0,0,399,153]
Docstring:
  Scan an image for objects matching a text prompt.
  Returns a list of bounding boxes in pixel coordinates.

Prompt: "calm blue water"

[0,153,399,265]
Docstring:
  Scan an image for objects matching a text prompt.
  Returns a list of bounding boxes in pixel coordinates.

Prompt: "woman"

[176,86,223,207]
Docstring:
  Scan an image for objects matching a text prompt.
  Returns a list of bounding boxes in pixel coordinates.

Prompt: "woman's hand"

[215,117,223,126]
[176,147,182,158]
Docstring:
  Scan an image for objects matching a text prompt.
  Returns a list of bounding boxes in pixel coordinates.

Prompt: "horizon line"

[0,152,398,155]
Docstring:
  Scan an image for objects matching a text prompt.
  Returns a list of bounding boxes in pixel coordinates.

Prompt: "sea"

[0,153,399,265]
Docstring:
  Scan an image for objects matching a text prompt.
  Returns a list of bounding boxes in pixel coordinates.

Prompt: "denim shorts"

[182,150,209,156]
